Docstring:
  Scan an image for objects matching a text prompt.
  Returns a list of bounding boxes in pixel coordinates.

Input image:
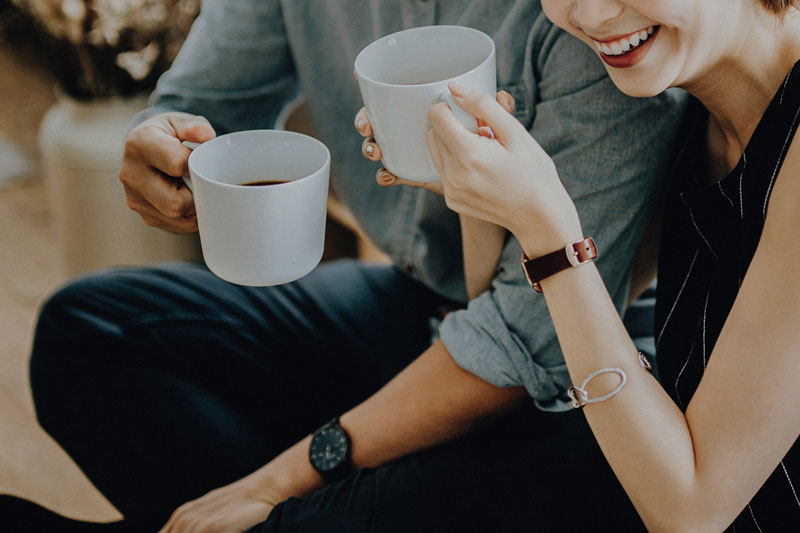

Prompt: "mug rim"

[354,25,495,89]
[187,129,331,191]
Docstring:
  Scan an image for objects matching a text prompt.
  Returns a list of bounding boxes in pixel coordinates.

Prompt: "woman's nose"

[571,0,625,33]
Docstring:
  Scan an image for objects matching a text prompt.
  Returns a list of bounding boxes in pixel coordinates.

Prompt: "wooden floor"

[0,45,122,520]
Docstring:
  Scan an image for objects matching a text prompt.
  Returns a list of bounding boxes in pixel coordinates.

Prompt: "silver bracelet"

[567,351,653,409]
[568,368,627,409]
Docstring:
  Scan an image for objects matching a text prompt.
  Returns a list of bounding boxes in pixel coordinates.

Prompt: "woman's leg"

[29,260,449,531]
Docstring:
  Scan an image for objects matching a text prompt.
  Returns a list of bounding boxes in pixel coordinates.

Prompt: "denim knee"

[29,272,119,427]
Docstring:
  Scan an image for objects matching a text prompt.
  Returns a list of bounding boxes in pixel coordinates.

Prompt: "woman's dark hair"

[759,0,799,14]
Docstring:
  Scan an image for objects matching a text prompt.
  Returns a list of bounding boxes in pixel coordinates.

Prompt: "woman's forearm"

[536,262,707,531]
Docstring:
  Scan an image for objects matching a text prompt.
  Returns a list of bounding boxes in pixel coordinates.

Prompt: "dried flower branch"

[9,0,200,99]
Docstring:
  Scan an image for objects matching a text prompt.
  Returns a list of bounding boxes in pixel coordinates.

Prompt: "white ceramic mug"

[184,130,330,286]
[354,25,496,182]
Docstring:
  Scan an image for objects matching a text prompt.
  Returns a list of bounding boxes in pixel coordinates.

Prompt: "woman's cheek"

[540,1,571,33]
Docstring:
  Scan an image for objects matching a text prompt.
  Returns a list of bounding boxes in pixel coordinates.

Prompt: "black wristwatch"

[309,417,353,482]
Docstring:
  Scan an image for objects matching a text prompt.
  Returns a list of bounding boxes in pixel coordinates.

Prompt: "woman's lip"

[589,30,648,43]
[597,26,660,69]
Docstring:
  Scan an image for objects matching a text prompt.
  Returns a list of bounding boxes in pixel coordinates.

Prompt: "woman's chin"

[607,73,672,99]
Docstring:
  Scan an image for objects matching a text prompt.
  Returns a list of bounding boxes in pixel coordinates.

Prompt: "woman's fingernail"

[448,82,471,98]
[366,144,374,155]
[357,119,366,131]
[379,169,392,182]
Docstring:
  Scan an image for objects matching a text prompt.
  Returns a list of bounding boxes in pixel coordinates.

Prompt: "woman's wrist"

[515,219,584,261]
[509,192,583,258]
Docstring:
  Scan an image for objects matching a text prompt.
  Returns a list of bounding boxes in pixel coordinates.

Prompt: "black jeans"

[30,260,644,532]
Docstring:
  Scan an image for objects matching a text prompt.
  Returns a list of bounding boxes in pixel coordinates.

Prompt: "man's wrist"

[254,435,326,503]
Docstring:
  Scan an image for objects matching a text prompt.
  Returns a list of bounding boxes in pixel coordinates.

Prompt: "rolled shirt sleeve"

[438,23,688,410]
[130,0,300,134]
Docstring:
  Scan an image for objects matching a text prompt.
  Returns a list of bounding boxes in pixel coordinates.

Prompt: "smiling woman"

[414,0,800,530]
[541,0,800,97]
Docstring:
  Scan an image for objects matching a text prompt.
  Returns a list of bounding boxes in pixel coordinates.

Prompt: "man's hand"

[120,112,216,233]
[158,470,281,533]
[160,435,324,533]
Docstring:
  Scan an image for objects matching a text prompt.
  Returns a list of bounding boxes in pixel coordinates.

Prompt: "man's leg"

[252,405,645,533]
[241,288,659,533]
[29,260,450,531]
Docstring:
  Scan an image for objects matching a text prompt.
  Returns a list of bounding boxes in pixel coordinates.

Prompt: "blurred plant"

[8,0,200,99]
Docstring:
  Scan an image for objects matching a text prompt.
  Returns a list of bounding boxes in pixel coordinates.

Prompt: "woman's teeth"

[593,26,656,56]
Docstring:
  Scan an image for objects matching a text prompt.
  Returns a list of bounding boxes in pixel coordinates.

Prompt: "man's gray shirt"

[135,0,687,410]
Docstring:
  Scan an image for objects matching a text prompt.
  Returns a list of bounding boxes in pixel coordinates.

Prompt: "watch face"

[310,425,349,472]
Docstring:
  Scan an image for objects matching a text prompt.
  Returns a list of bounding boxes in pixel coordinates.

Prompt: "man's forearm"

[257,340,527,499]
[460,214,507,300]
[343,339,525,466]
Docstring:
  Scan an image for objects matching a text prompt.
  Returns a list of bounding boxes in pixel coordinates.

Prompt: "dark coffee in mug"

[239,179,289,186]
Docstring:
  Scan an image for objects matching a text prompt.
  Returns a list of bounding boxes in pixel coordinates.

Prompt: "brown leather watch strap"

[521,237,597,293]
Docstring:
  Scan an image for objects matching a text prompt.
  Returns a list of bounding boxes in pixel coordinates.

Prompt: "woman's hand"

[353,91,516,195]
[427,83,583,258]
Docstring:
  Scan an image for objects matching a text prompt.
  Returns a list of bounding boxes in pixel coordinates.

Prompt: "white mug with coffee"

[354,25,496,182]
[184,130,330,286]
